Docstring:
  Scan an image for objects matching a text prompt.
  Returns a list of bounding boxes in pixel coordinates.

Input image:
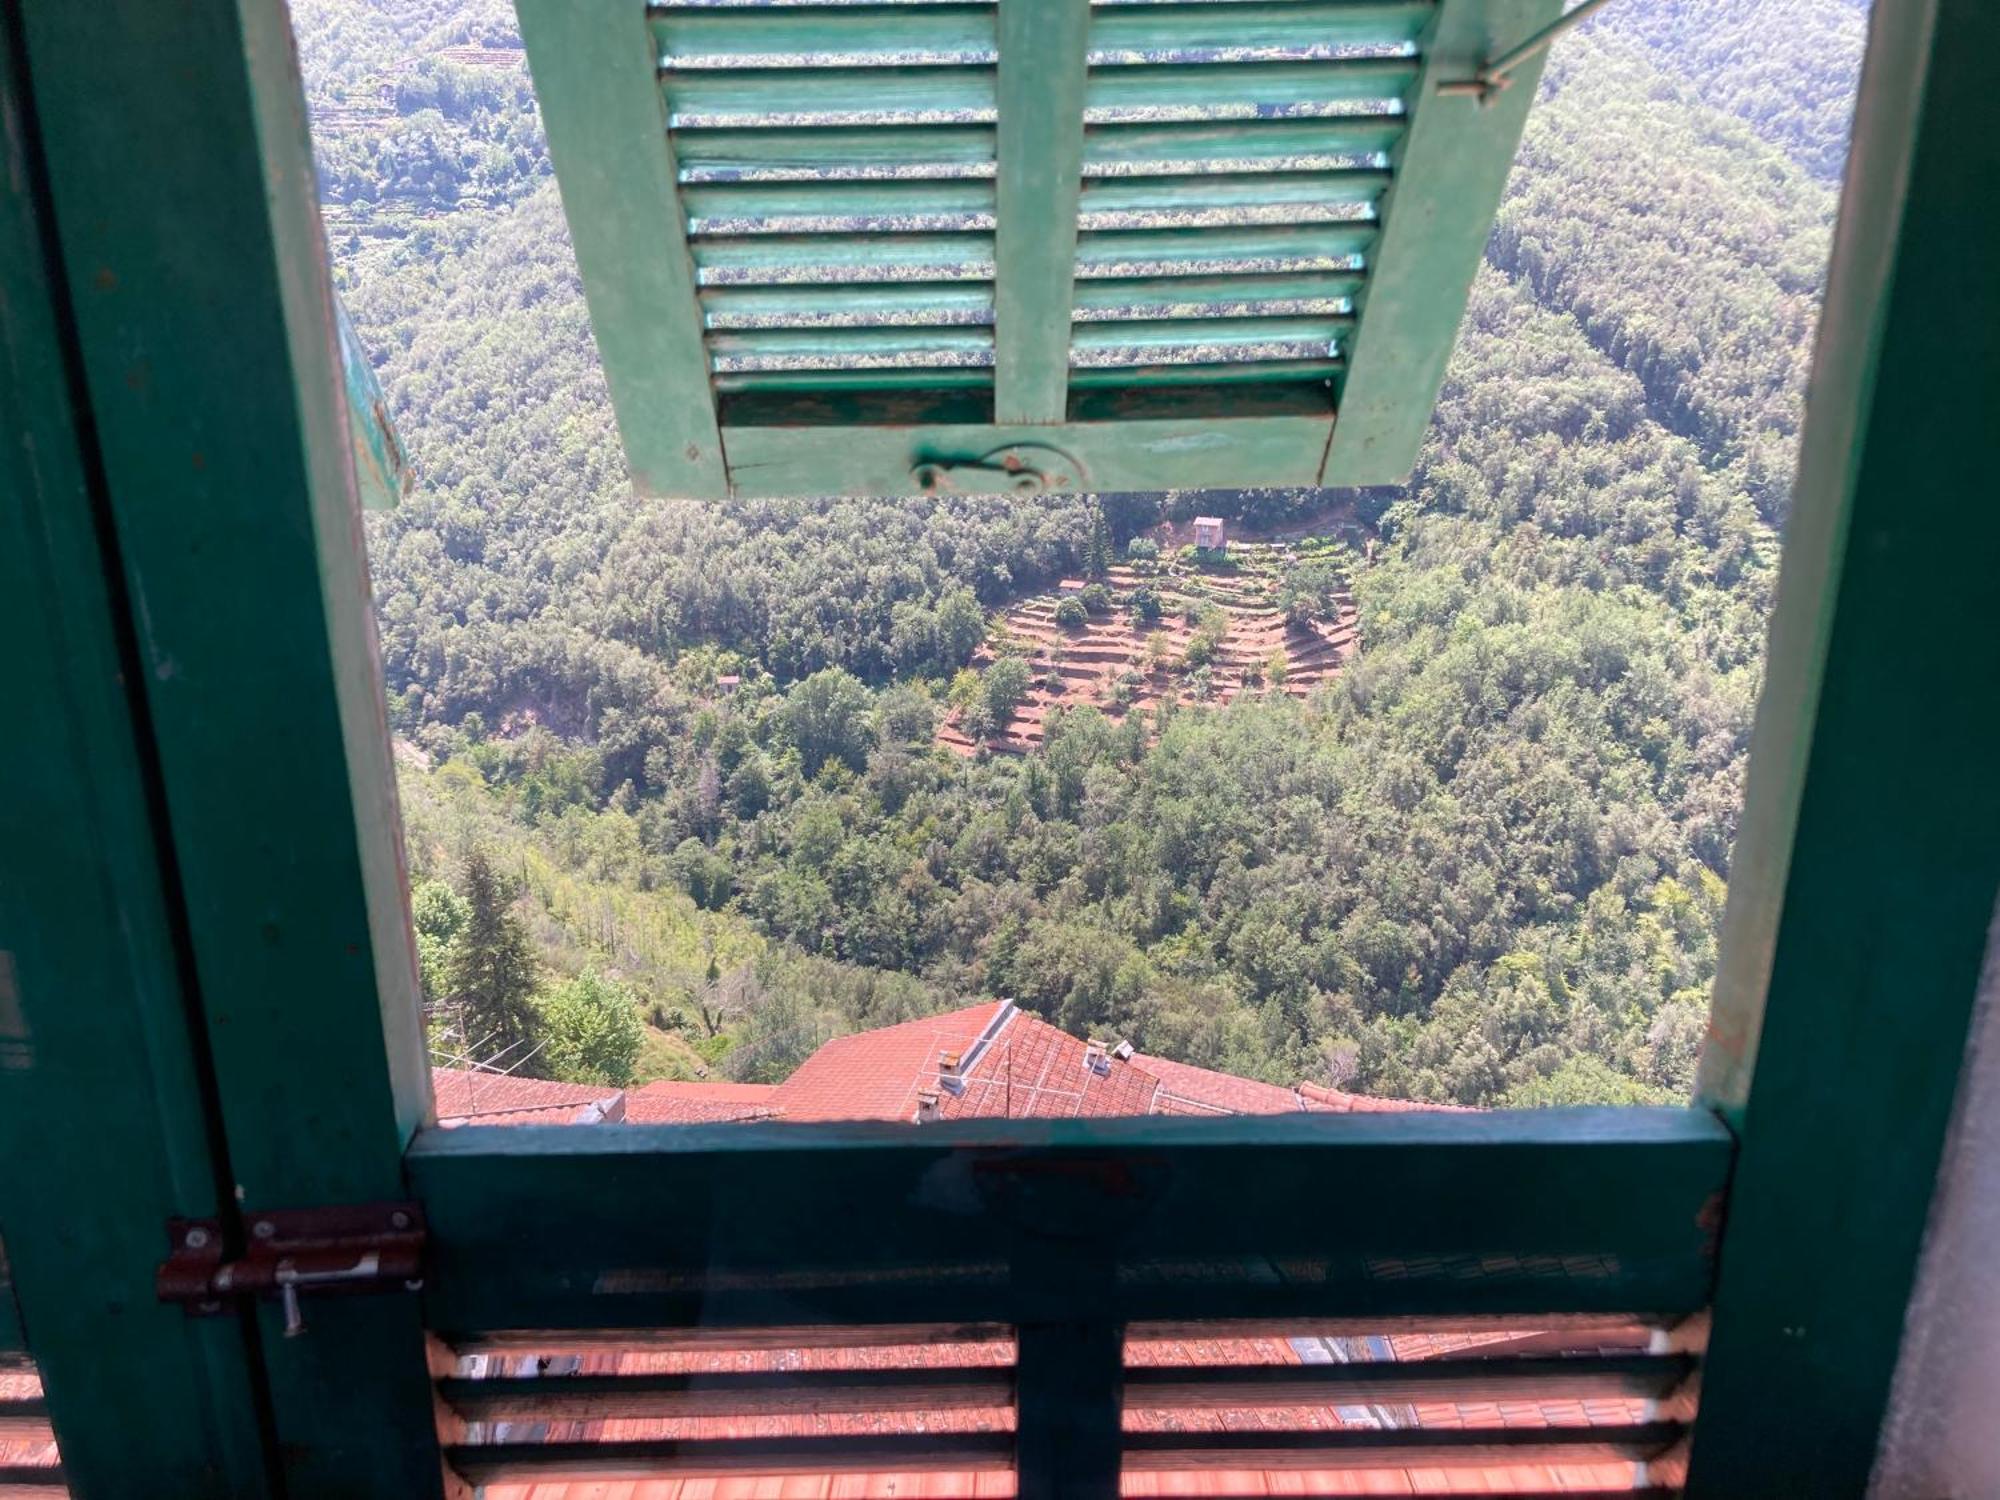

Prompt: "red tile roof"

[743,1004,1452,1125]
[937,1010,1159,1120]
[430,1067,624,1126]
[1295,1081,1470,1114]
[429,1007,1454,1131]
[626,1080,782,1124]
[0,1368,56,1477]
[766,1002,1009,1122]
[1134,1054,1305,1116]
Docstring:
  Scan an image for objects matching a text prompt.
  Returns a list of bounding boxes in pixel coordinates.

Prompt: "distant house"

[1191,516,1227,551]
[715,673,741,694]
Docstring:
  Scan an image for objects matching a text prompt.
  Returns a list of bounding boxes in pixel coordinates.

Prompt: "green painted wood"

[675,125,999,182]
[438,1352,1689,1424]
[1084,60,1421,121]
[716,404,1335,495]
[1070,316,1351,361]
[702,284,994,330]
[682,179,997,235]
[0,13,272,1492]
[17,3,448,1494]
[664,66,998,130]
[709,326,995,375]
[1087,1,1435,60]
[1075,224,1375,278]
[649,3,1000,71]
[694,232,995,285]
[410,1109,1731,1334]
[1071,273,1365,321]
[995,0,1090,422]
[1320,0,1561,487]
[337,293,409,512]
[1685,2,2000,1495]
[1122,1424,1686,1470]
[0,1469,68,1496]
[1017,1321,1121,1500]
[517,0,725,498]
[1076,169,1389,227]
[719,369,995,396]
[1082,117,1405,175]
[442,1367,1015,1422]
[451,1434,1015,1486]
[1068,360,1342,390]
[447,1428,1685,1488]
[535,0,1538,494]
[0,1261,22,1362]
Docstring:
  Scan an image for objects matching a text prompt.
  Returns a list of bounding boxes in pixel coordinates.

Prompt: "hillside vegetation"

[301,0,1864,1105]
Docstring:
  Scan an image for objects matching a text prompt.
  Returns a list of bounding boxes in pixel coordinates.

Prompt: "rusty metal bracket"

[156,1201,425,1336]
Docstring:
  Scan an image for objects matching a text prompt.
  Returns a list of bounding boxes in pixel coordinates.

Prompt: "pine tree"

[445,850,542,1066]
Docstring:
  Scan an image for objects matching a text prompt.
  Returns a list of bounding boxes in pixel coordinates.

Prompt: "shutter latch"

[156,1201,425,1337]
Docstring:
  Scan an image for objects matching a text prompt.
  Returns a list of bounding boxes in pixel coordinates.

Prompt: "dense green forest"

[297,0,1865,1105]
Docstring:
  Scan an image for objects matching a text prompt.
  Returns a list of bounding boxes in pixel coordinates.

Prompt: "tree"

[444,850,541,1066]
[539,969,643,1085]
[1279,557,1346,627]
[783,667,872,774]
[1083,505,1112,579]
[1182,606,1228,669]
[933,587,987,669]
[409,877,469,1002]
[1054,596,1088,629]
[983,655,1032,726]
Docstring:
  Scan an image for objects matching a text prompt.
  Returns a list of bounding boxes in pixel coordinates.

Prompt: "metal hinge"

[156,1201,425,1337]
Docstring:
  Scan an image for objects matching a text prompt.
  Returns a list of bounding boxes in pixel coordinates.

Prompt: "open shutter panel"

[518,0,1560,499]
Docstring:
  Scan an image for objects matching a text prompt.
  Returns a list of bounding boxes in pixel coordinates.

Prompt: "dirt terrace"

[938,541,1361,757]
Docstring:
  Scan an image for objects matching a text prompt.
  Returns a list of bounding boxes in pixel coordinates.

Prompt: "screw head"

[389,1209,412,1230]
[252,1219,277,1240]
[183,1226,211,1249]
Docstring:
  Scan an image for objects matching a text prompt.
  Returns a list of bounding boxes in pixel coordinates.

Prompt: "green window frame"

[1,1,1996,1497]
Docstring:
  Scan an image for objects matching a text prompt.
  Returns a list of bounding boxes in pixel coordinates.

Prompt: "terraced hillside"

[938,536,1363,756]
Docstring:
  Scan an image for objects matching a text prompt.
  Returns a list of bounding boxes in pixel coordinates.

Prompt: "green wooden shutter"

[518,0,1559,499]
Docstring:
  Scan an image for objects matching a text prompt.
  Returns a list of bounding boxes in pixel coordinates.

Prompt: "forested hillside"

[300,0,1866,1105]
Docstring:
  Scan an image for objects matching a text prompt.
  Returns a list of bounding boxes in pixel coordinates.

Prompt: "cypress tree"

[445,850,542,1065]
[1084,506,1112,579]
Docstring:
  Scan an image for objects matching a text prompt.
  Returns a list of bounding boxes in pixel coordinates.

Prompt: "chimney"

[1111,1039,1134,1061]
[915,1089,942,1122]
[937,1047,967,1096]
[1083,1040,1110,1077]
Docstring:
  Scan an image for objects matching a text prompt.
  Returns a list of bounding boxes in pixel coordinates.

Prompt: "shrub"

[1054,596,1088,628]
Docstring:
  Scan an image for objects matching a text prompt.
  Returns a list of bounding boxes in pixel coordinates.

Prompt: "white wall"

[1871,894,2000,1498]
